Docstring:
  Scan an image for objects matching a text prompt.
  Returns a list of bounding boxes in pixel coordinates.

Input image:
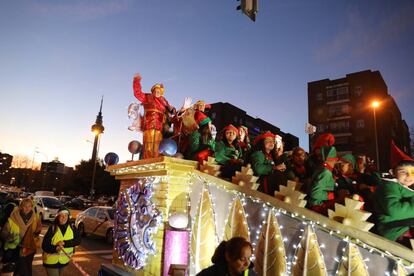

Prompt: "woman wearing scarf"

[42,207,81,276]
[1,198,42,275]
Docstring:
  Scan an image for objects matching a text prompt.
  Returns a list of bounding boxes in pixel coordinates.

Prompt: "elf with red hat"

[187,112,215,164]
[215,124,243,179]
[249,131,287,196]
[308,145,338,216]
[308,133,336,173]
[133,73,176,159]
[374,141,414,247]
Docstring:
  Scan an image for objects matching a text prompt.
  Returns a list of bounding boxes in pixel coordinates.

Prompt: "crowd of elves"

[134,74,414,249]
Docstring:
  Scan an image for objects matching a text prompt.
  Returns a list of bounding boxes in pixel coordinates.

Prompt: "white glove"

[182,97,192,110]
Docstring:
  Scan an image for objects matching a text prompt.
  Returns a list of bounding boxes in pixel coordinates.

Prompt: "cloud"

[313,3,414,63]
[28,0,132,20]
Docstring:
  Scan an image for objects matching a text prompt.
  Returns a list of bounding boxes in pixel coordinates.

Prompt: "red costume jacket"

[133,77,174,131]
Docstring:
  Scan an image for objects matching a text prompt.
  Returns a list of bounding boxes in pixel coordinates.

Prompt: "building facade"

[0,152,13,184]
[206,102,299,150]
[308,70,411,171]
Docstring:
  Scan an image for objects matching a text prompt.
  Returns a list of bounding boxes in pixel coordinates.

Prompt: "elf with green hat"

[187,111,215,164]
[308,145,338,216]
[374,141,414,247]
[335,153,358,203]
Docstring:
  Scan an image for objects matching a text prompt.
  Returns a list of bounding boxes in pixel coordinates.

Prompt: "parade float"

[99,156,414,276]
[99,74,414,275]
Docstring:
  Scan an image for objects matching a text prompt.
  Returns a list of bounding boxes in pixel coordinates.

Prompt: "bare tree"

[11,155,31,169]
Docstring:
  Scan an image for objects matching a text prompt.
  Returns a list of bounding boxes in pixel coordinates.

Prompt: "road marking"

[34,250,112,258]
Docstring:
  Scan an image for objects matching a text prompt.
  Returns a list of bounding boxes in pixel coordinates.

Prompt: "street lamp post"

[31,147,39,169]
[90,97,105,198]
[372,101,380,170]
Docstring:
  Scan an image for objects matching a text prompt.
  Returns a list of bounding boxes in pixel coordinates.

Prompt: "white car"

[34,196,63,222]
[75,206,115,243]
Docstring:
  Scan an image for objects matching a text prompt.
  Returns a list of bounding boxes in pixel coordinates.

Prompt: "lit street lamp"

[371,100,380,170]
[90,97,104,198]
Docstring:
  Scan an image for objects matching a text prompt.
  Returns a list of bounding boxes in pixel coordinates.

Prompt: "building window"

[356,119,365,128]
[211,112,216,119]
[316,92,323,101]
[327,86,349,102]
[317,108,324,115]
[354,136,365,143]
[317,124,325,132]
[328,104,350,117]
[335,136,349,145]
[329,120,350,132]
[234,116,238,123]
[354,86,363,97]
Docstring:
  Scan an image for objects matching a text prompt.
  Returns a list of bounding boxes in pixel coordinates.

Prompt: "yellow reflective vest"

[3,218,20,250]
[3,212,39,250]
[42,226,74,265]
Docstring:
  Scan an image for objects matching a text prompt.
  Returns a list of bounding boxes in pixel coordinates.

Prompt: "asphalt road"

[32,223,113,276]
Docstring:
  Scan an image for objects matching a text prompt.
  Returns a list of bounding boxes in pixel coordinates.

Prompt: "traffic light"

[237,0,258,22]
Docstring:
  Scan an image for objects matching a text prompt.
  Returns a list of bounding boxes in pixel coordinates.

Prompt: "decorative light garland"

[189,172,414,274]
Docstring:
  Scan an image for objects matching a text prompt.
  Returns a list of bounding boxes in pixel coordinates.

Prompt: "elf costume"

[308,146,338,215]
[336,154,357,194]
[285,147,313,190]
[133,75,176,159]
[374,141,414,244]
[215,124,243,179]
[187,112,215,163]
[250,132,287,196]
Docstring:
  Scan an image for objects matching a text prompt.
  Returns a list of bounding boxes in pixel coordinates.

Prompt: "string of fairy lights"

[111,168,414,274]
[189,172,414,274]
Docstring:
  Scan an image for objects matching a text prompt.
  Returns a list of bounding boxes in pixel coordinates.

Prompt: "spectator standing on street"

[1,197,42,275]
[196,236,255,276]
[42,207,81,276]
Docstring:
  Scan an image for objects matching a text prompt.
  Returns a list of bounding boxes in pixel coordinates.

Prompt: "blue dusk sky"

[1,0,413,167]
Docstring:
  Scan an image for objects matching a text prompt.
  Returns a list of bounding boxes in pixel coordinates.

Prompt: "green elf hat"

[339,153,356,168]
[321,146,338,162]
[194,110,212,127]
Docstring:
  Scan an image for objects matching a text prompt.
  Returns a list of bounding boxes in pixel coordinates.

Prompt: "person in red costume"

[133,73,176,159]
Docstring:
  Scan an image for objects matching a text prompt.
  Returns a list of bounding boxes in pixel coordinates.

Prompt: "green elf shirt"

[309,167,336,206]
[214,141,241,165]
[250,150,273,176]
[374,179,414,241]
[188,131,215,158]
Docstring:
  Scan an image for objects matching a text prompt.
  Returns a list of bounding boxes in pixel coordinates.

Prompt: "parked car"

[57,195,72,204]
[75,206,114,243]
[35,191,54,197]
[34,196,63,222]
[65,198,85,210]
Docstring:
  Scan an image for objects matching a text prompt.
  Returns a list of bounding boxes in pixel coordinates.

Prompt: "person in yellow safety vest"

[42,206,81,276]
[196,237,256,276]
[0,198,42,275]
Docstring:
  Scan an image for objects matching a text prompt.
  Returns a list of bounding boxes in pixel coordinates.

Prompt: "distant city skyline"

[1,0,413,167]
